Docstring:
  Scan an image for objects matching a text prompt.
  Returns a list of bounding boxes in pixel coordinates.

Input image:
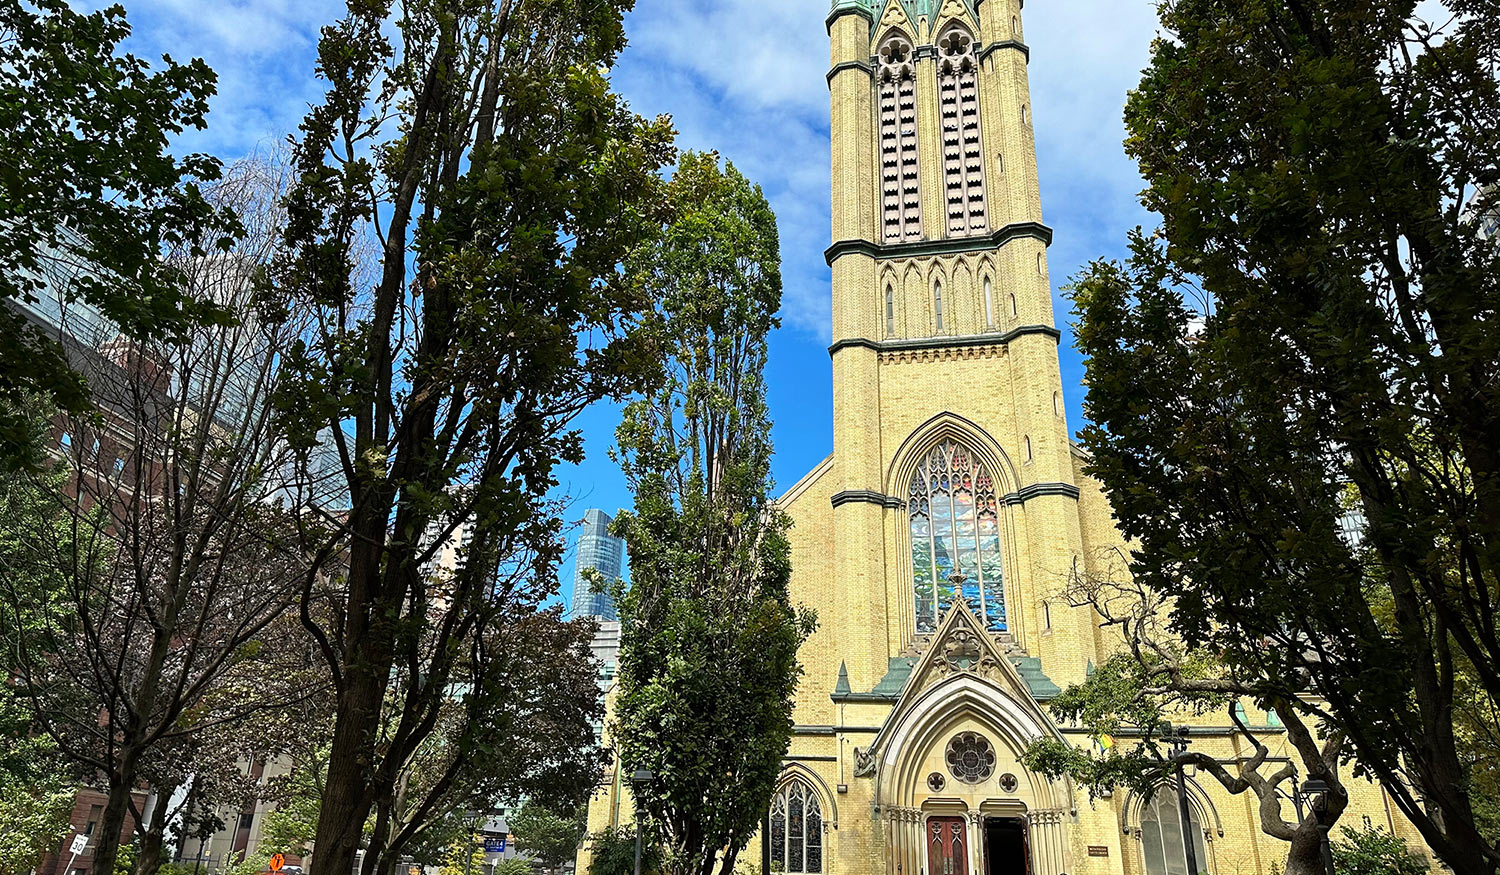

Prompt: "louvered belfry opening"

[879,35,922,243]
[937,28,987,236]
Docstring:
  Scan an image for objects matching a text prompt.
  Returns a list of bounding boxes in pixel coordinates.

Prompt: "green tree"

[1333,827,1428,875]
[492,860,535,875]
[0,684,72,875]
[508,802,585,873]
[1020,557,1350,875]
[0,0,239,462]
[0,154,327,875]
[270,4,675,874]
[611,152,815,875]
[586,827,654,875]
[1066,3,1500,875]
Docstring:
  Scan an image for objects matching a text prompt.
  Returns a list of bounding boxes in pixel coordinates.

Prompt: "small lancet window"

[1024,435,1033,462]
[934,280,945,332]
[879,35,922,243]
[1009,293,1018,318]
[1037,252,1045,275]
[1054,391,1062,416]
[983,276,994,328]
[886,285,896,335]
[937,27,987,236]
[1012,15,1020,36]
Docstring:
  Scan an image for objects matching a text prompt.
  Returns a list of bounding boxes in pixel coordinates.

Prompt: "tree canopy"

[270,1,675,873]
[0,0,238,461]
[611,152,815,875]
[1067,2,1500,874]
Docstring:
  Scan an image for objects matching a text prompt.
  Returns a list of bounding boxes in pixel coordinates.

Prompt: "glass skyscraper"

[571,508,624,621]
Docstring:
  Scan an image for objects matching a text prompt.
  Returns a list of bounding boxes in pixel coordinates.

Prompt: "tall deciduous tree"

[270,2,674,874]
[0,0,238,461]
[611,152,815,875]
[509,802,586,874]
[1067,3,1500,874]
[0,154,325,875]
[1021,555,1349,875]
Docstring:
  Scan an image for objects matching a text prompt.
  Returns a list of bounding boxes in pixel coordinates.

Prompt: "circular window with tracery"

[946,732,996,784]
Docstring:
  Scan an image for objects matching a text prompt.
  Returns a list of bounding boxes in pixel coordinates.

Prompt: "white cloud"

[84,0,1162,345]
[614,1,1161,341]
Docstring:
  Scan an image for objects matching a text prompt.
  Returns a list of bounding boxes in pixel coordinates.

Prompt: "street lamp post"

[1165,726,1201,875]
[632,769,654,875]
[1301,779,1336,875]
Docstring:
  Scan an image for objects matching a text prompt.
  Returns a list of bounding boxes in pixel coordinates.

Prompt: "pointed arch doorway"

[982,815,1030,875]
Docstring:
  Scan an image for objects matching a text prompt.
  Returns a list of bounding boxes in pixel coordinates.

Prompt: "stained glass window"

[909,441,1006,633]
[1141,787,1211,875]
[769,780,824,873]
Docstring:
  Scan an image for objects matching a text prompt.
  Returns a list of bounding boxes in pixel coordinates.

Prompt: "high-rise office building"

[571,508,624,621]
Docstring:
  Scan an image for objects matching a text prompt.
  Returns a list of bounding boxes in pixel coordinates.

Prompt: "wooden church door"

[927,817,968,875]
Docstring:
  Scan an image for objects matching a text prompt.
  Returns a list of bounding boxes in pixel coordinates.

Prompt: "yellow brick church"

[583,2,1434,874]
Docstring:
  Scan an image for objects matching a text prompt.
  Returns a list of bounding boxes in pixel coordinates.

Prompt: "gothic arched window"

[983,276,994,328]
[1141,788,1211,875]
[769,780,824,873]
[886,285,896,335]
[937,27,987,236]
[933,280,945,332]
[909,440,1006,633]
[879,34,922,243]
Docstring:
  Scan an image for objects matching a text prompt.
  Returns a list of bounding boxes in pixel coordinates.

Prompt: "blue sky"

[92,0,1164,610]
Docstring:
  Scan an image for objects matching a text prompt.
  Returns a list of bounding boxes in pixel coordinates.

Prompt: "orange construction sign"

[269,854,286,873]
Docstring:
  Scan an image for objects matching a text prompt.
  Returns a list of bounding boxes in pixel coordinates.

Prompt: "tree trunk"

[1282,822,1327,875]
[92,749,142,875]
[135,780,177,875]
[311,669,386,875]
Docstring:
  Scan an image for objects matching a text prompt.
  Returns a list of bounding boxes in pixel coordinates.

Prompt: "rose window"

[946,732,996,784]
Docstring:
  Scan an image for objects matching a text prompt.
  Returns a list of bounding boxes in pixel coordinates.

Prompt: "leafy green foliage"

[271,2,675,873]
[1333,827,1428,875]
[586,827,655,875]
[611,152,815,875]
[0,685,72,875]
[1068,2,1500,873]
[508,803,585,871]
[437,834,486,875]
[0,0,239,461]
[492,859,535,875]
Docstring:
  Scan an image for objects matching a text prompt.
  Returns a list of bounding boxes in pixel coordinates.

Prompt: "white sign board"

[70,834,89,856]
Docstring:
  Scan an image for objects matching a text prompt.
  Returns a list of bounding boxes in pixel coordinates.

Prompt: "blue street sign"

[483,837,507,853]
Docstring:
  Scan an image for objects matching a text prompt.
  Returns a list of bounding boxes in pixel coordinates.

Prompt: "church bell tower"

[823,0,1090,695]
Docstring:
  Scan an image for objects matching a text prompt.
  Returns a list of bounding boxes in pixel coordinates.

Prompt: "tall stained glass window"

[1140,787,1210,875]
[909,441,1006,633]
[769,780,823,873]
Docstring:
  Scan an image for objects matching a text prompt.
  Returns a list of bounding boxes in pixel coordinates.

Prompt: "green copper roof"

[829,0,982,36]
[834,662,853,696]
[1011,656,1062,701]
[874,657,918,696]
[834,655,1062,702]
